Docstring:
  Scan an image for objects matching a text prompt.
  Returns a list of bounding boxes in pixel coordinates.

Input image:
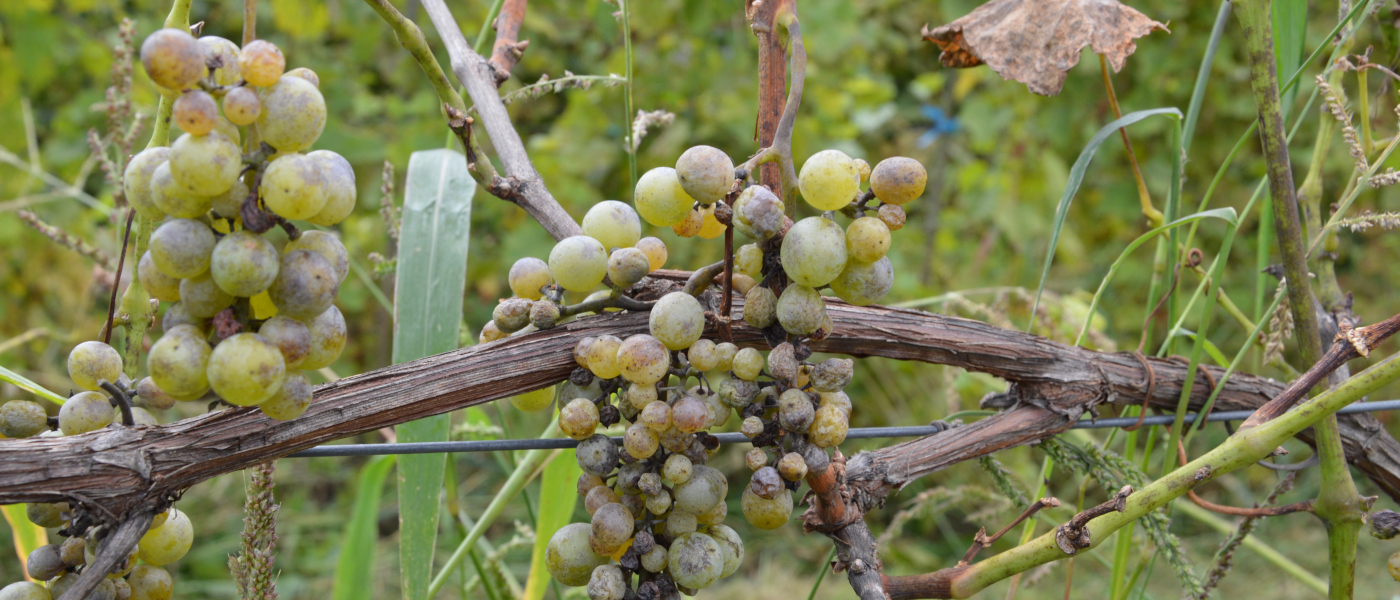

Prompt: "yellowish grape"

[845,216,891,263]
[285,230,349,284]
[606,247,650,289]
[548,235,608,292]
[207,333,286,406]
[508,257,553,300]
[170,131,242,196]
[636,236,667,271]
[560,398,600,440]
[582,200,641,251]
[741,486,792,530]
[123,147,171,220]
[509,386,555,412]
[731,348,763,380]
[238,40,285,87]
[300,305,347,370]
[671,208,703,238]
[675,145,734,203]
[57,391,113,435]
[150,161,213,219]
[285,67,320,87]
[798,149,860,210]
[148,324,211,400]
[127,565,173,600]
[649,292,704,351]
[634,166,695,227]
[261,153,328,220]
[617,334,669,385]
[140,29,207,91]
[260,371,312,420]
[172,90,218,135]
[306,150,357,226]
[870,156,927,205]
[696,204,726,239]
[136,509,193,566]
[780,216,847,287]
[256,75,326,152]
[223,86,261,125]
[544,523,608,586]
[735,243,762,279]
[198,36,241,86]
[584,335,622,379]
[67,341,122,391]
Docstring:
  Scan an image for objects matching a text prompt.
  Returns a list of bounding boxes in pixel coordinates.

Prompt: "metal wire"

[286,399,1400,458]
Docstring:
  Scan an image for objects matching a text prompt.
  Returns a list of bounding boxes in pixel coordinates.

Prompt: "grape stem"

[683,260,727,296]
[102,210,135,345]
[557,293,655,318]
[99,380,137,427]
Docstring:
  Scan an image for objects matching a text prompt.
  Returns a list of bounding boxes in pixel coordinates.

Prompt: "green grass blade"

[332,455,397,600]
[393,148,476,600]
[523,441,582,600]
[1180,0,1233,157]
[1028,107,1183,332]
[1272,0,1307,118]
[1164,329,1230,369]
[1074,208,1238,346]
[0,365,67,405]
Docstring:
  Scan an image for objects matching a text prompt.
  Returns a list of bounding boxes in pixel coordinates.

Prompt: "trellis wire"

[286,399,1400,458]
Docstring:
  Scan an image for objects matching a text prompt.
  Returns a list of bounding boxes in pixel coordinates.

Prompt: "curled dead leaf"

[921,0,1168,96]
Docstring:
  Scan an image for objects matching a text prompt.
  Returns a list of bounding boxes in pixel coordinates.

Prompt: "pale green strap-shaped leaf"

[2,504,48,579]
[332,455,397,600]
[1074,208,1238,346]
[1272,0,1306,117]
[0,365,66,405]
[1028,107,1183,332]
[393,149,476,600]
[523,445,581,600]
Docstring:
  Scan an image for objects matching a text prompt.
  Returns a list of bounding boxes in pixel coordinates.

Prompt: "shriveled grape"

[668,532,724,589]
[781,216,848,287]
[878,203,906,231]
[549,235,608,292]
[812,358,854,393]
[587,564,626,600]
[492,297,534,333]
[67,341,122,391]
[743,286,777,329]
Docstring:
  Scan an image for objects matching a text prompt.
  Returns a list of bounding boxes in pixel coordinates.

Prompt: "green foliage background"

[3,0,1400,598]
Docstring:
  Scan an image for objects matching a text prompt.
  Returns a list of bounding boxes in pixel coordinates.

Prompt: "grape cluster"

[484,145,920,597]
[0,28,356,600]
[128,29,351,421]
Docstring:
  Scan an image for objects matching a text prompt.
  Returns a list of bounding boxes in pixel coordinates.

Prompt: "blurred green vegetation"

[5,0,1400,598]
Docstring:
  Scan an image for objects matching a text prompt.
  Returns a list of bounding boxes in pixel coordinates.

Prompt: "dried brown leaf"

[921,0,1168,96]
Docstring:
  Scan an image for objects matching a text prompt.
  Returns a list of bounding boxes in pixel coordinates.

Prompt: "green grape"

[544,523,608,587]
[58,391,113,435]
[687,339,718,371]
[179,272,235,319]
[634,166,695,227]
[139,251,182,303]
[606,247,650,289]
[731,347,763,380]
[626,383,657,410]
[213,114,242,147]
[698,205,727,240]
[260,370,312,420]
[261,153,328,220]
[127,565,173,600]
[508,257,553,300]
[170,131,242,196]
[589,503,634,555]
[635,236,667,270]
[734,244,763,279]
[781,216,847,287]
[129,406,159,427]
[198,35,241,85]
[743,286,777,329]
[0,400,47,438]
[617,334,668,385]
[640,544,667,572]
[223,86,261,125]
[67,341,122,391]
[0,582,49,600]
[676,145,734,203]
[285,67,320,87]
[576,434,619,477]
[717,377,757,409]
[306,150,357,226]
[624,422,659,459]
[285,230,349,284]
[584,486,619,516]
[140,28,206,91]
[645,488,672,515]
[548,236,608,292]
[582,200,642,251]
[161,302,207,335]
[238,39,285,87]
[671,208,703,238]
[560,398,600,440]
[778,452,808,481]
[812,358,854,393]
[172,90,218,135]
[509,386,554,412]
[25,545,64,581]
[649,292,704,351]
[878,203,906,231]
[855,158,872,183]
[137,509,193,566]
[148,324,211,400]
[670,395,708,434]
[740,185,784,239]
[663,453,693,484]
[26,503,66,528]
[846,216,891,263]
[207,333,286,406]
[830,256,893,306]
[210,230,279,297]
[741,486,792,530]
[268,250,338,320]
[665,511,699,537]
[740,416,764,438]
[709,524,745,577]
[808,403,850,448]
[668,532,724,589]
[124,147,172,220]
[641,397,672,430]
[210,178,250,220]
[714,342,738,371]
[256,75,326,152]
[776,283,825,336]
[870,156,927,205]
[672,465,723,514]
[587,564,626,600]
[137,372,182,408]
[150,161,213,219]
[259,316,311,368]
[300,305,347,370]
[798,149,860,211]
[696,493,728,525]
[577,334,618,378]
